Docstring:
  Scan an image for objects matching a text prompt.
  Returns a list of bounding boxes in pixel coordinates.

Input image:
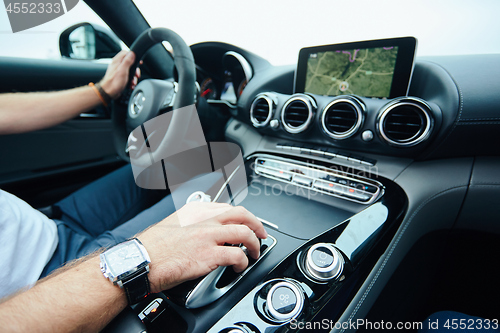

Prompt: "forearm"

[0,255,126,332]
[0,86,102,135]
[0,203,266,332]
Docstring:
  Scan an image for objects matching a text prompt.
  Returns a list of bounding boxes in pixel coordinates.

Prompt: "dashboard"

[191,41,497,164]
[118,39,500,333]
[192,40,500,161]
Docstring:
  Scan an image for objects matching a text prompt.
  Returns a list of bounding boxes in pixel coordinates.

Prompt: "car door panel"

[0,56,122,204]
[0,57,108,93]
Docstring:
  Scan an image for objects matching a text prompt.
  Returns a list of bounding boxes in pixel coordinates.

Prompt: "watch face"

[103,240,147,278]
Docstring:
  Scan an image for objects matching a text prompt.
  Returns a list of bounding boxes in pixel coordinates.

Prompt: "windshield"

[134,0,500,66]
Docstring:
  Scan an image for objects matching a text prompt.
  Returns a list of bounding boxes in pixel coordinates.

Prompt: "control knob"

[265,281,304,321]
[305,243,343,281]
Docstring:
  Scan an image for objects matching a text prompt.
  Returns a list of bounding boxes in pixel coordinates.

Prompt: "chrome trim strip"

[276,144,376,166]
[377,97,433,147]
[257,217,279,230]
[212,166,242,203]
[223,51,253,82]
[206,99,237,109]
[321,97,364,140]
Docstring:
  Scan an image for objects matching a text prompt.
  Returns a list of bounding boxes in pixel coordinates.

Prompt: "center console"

[106,151,407,333]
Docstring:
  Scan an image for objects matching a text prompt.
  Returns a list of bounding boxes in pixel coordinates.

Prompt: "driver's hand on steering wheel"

[99,50,141,99]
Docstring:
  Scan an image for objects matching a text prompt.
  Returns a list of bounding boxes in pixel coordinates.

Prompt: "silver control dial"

[219,325,251,333]
[266,281,304,321]
[226,329,247,333]
[305,243,344,281]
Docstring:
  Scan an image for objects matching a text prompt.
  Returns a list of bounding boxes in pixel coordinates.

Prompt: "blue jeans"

[40,165,174,278]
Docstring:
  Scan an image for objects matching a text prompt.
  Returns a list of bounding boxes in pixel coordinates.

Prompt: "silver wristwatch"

[100,238,151,304]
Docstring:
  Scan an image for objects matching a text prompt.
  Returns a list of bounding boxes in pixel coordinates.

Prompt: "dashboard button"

[347,154,363,163]
[337,178,348,186]
[345,189,371,202]
[305,243,344,281]
[324,152,336,158]
[309,149,325,157]
[255,166,292,181]
[311,246,334,268]
[271,286,297,315]
[266,281,304,321]
[360,184,378,193]
[313,180,344,196]
[360,157,376,166]
[361,130,374,141]
[293,175,313,187]
[323,174,338,183]
[299,147,312,154]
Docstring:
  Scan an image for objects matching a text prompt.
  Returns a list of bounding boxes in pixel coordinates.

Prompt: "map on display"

[304,46,398,98]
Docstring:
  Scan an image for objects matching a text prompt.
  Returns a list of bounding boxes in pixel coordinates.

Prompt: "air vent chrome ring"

[281,94,316,134]
[321,98,364,140]
[377,98,433,147]
[250,94,274,127]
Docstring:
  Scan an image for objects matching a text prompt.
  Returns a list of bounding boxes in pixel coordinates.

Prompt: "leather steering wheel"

[112,28,196,164]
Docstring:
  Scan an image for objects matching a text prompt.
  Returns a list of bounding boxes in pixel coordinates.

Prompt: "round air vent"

[321,98,364,139]
[250,94,274,127]
[378,98,433,147]
[281,95,316,134]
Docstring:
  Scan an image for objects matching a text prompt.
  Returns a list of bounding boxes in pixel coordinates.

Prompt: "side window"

[0,2,122,60]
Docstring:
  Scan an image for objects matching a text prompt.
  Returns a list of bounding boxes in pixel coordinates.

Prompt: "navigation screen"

[295,37,417,99]
[305,47,398,98]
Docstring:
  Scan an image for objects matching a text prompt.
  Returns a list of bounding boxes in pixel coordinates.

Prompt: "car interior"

[1,0,499,332]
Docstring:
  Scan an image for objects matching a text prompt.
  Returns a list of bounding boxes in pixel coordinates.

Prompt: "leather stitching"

[460,117,500,121]
[456,121,500,125]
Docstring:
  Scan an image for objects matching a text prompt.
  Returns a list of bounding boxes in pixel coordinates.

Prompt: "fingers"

[213,224,261,260]
[118,51,136,71]
[129,63,142,90]
[213,246,249,273]
[100,50,136,97]
[111,50,128,64]
[215,206,267,240]
[131,76,138,89]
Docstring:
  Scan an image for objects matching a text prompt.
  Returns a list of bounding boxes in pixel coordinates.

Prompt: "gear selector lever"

[166,235,276,309]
